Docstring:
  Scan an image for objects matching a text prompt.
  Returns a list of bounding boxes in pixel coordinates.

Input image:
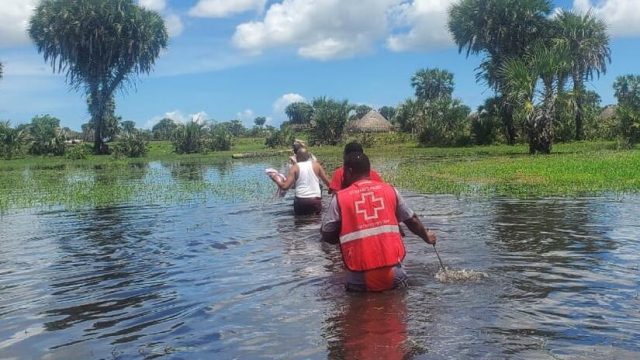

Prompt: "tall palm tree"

[554,11,611,141]
[448,0,552,145]
[28,0,168,154]
[499,43,570,154]
[411,68,454,103]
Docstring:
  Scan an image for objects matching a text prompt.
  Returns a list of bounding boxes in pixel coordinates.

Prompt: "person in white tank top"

[269,148,331,215]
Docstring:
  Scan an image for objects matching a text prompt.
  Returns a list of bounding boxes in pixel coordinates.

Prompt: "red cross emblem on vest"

[355,191,385,221]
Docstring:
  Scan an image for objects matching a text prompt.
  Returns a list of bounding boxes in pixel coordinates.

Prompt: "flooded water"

[1,160,639,359]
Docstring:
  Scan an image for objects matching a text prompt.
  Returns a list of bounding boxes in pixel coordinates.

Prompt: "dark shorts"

[293,197,322,215]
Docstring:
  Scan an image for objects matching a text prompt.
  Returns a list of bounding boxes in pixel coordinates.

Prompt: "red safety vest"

[337,180,405,271]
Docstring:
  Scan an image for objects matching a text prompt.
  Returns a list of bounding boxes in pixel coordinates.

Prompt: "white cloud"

[189,0,266,18]
[143,110,208,129]
[386,0,455,52]
[236,109,256,126]
[273,93,306,114]
[164,14,184,37]
[573,0,640,37]
[232,0,400,60]
[0,0,38,47]
[138,0,166,12]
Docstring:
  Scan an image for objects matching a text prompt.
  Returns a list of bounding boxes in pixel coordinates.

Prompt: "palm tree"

[499,43,570,154]
[0,62,3,80]
[285,102,314,125]
[28,0,168,154]
[554,11,611,141]
[448,0,552,144]
[411,68,454,104]
[0,121,27,160]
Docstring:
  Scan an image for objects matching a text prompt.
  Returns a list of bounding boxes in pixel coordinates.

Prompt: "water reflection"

[325,291,419,360]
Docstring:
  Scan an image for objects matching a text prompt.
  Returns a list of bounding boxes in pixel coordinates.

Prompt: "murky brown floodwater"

[1,161,639,359]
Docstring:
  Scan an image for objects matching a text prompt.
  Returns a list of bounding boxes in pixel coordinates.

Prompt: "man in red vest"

[321,152,437,291]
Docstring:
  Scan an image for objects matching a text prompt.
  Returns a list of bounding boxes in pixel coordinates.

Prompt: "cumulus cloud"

[138,0,166,12]
[273,93,306,114]
[144,110,209,129]
[0,0,38,47]
[164,13,184,37]
[386,0,455,52]
[236,109,256,126]
[573,0,640,37]
[189,0,266,18]
[232,0,399,60]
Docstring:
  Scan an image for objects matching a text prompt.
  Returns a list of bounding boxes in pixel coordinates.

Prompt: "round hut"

[347,110,393,133]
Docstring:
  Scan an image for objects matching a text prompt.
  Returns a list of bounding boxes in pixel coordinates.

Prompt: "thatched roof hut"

[347,110,393,133]
[600,105,617,121]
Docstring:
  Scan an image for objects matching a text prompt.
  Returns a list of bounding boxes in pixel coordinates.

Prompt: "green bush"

[173,121,206,154]
[113,132,148,158]
[65,144,90,160]
[208,125,233,151]
[265,125,294,148]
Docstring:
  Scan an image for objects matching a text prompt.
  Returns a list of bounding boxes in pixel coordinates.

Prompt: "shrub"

[65,144,90,160]
[208,125,233,151]
[173,121,205,154]
[113,131,148,158]
[265,125,294,148]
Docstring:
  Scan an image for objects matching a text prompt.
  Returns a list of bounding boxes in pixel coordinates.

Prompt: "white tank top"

[295,160,321,198]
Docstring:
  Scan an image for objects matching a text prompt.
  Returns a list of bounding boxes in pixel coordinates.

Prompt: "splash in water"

[435,267,488,283]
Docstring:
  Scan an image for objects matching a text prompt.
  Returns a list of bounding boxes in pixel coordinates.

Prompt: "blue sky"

[1,0,639,131]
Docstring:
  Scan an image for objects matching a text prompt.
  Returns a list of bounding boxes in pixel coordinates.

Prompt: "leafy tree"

[411,68,454,103]
[28,114,66,156]
[219,120,246,137]
[254,116,266,128]
[152,118,178,140]
[448,0,552,145]
[419,99,471,147]
[472,97,502,145]
[0,62,3,79]
[0,121,27,159]
[553,11,610,140]
[29,0,168,154]
[395,99,423,134]
[121,120,137,134]
[378,106,396,122]
[613,75,640,147]
[309,97,352,145]
[285,102,314,125]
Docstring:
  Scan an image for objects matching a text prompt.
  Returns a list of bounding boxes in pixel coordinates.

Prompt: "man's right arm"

[395,189,436,245]
[404,215,437,245]
[321,196,341,244]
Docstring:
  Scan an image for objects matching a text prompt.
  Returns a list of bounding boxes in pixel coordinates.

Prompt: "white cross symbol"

[355,192,385,221]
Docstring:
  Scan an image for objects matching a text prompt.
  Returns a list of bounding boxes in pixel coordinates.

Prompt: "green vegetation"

[28,0,168,154]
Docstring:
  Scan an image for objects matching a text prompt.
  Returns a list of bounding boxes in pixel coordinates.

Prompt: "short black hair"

[343,141,364,155]
[344,152,370,177]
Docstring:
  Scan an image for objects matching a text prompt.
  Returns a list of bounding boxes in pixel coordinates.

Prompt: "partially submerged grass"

[1,139,638,212]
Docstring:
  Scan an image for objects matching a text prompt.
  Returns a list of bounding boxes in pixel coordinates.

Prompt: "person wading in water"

[270,148,331,215]
[321,152,437,291]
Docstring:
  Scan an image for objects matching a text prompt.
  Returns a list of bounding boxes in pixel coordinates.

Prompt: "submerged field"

[1,140,639,211]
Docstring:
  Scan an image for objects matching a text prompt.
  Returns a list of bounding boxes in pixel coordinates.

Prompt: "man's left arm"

[321,196,341,244]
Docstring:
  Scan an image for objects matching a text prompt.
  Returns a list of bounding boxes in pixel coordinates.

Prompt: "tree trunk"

[573,72,584,141]
[500,100,516,145]
[90,89,108,155]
